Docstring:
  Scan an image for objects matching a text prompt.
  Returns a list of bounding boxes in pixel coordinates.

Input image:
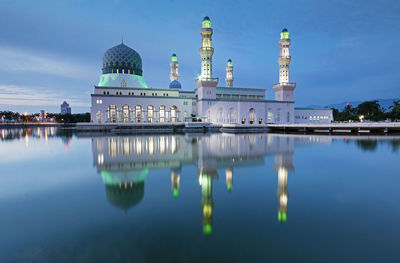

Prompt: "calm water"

[0,128,399,263]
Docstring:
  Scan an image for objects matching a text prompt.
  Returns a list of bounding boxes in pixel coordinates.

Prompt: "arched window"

[147,105,155,123]
[159,105,166,122]
[286,112,290,123]
[107,105,117,123]
[135,105,142,122]
[122,105,130,123]
[171,105,178,122]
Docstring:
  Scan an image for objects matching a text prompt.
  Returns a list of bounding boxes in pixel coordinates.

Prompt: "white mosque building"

[90,16,332,125]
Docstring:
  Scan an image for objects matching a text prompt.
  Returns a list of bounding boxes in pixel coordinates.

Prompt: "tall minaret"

[199,16,214,79]
[273,28,296,102]
[279,29,290,84]
[225,59,233,87]
[196,16,218,119]
[170,53,179,82]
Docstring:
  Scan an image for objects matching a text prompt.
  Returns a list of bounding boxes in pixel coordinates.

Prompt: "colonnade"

[96,104,183,123]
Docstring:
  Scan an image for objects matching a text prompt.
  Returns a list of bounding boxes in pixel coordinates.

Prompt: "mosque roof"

[282,28,288,32]
[203,16,210,21]
[102,43,143,75]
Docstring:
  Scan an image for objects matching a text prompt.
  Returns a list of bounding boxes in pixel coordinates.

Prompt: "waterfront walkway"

[265,122,400,134]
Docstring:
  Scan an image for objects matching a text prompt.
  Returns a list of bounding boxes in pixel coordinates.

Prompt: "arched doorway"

[171,105,178,122]
[249,108,256,124]
[107,105,117,123]
[135,105,142,122]
[159,105,166,122]
[122,105,130,123]
[147,105,155,123]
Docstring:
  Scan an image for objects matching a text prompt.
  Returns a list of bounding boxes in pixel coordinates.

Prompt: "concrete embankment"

[74,122,211,134]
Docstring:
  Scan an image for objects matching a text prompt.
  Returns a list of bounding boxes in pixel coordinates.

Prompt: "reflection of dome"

[102,43,143,76]
[169,80,182,89]
[101,169,148,211]
[105,182,144,211]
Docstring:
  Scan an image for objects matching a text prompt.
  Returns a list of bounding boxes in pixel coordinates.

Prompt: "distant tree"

[389,100,400,121]
[356,100,384,121]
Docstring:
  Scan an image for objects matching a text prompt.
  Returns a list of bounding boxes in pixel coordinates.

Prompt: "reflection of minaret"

[273,154,294,223]
[171,167,181,198]
[225,167,233,191]
[198,158,218,235]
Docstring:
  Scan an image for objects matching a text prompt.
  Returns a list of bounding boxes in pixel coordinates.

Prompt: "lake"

[0,128,399,263]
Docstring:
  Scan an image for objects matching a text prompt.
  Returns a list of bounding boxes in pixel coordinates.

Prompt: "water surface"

[0,128,399,263]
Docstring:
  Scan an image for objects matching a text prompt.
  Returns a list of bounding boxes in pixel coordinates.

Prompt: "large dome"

[102,43,143,76]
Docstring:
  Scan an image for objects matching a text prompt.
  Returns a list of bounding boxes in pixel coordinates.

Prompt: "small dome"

[203,16,210,21]
[227,59,232,62]
[169,80,182,89]
[282,28,288,32]
[171,53,178,62]
[102,43,143,76]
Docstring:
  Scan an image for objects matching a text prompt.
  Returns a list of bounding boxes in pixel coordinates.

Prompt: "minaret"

[200,16,214,79]
[170,53,179,82]
[196,16,219,119]
[273,28,296,102]
[225,59,234,87]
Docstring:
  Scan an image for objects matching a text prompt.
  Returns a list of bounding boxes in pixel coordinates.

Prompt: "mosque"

[90,16,333,124]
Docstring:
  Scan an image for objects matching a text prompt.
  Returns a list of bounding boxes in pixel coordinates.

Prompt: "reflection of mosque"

[91,134,332,234]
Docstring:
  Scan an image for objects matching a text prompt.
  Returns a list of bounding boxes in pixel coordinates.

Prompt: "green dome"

[280,28,289,39]
[202,16,211,28]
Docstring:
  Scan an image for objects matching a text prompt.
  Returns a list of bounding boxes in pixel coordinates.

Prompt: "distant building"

[61,101,71,114]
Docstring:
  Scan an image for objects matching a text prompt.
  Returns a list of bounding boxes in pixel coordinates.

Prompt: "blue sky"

[0,0,399,113]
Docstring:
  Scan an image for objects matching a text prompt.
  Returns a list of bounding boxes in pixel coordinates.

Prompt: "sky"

[0,0,399,113]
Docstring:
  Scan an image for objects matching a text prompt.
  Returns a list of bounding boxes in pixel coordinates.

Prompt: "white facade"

[90,17,332,125]
[294,108,334,124]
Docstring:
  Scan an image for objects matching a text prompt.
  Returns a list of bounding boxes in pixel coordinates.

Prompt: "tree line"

[0,111,90,123]
[333,100,400,122]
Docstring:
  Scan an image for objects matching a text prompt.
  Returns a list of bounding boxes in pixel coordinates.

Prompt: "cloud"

[0,84,89,108]
[0,46,91,80]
